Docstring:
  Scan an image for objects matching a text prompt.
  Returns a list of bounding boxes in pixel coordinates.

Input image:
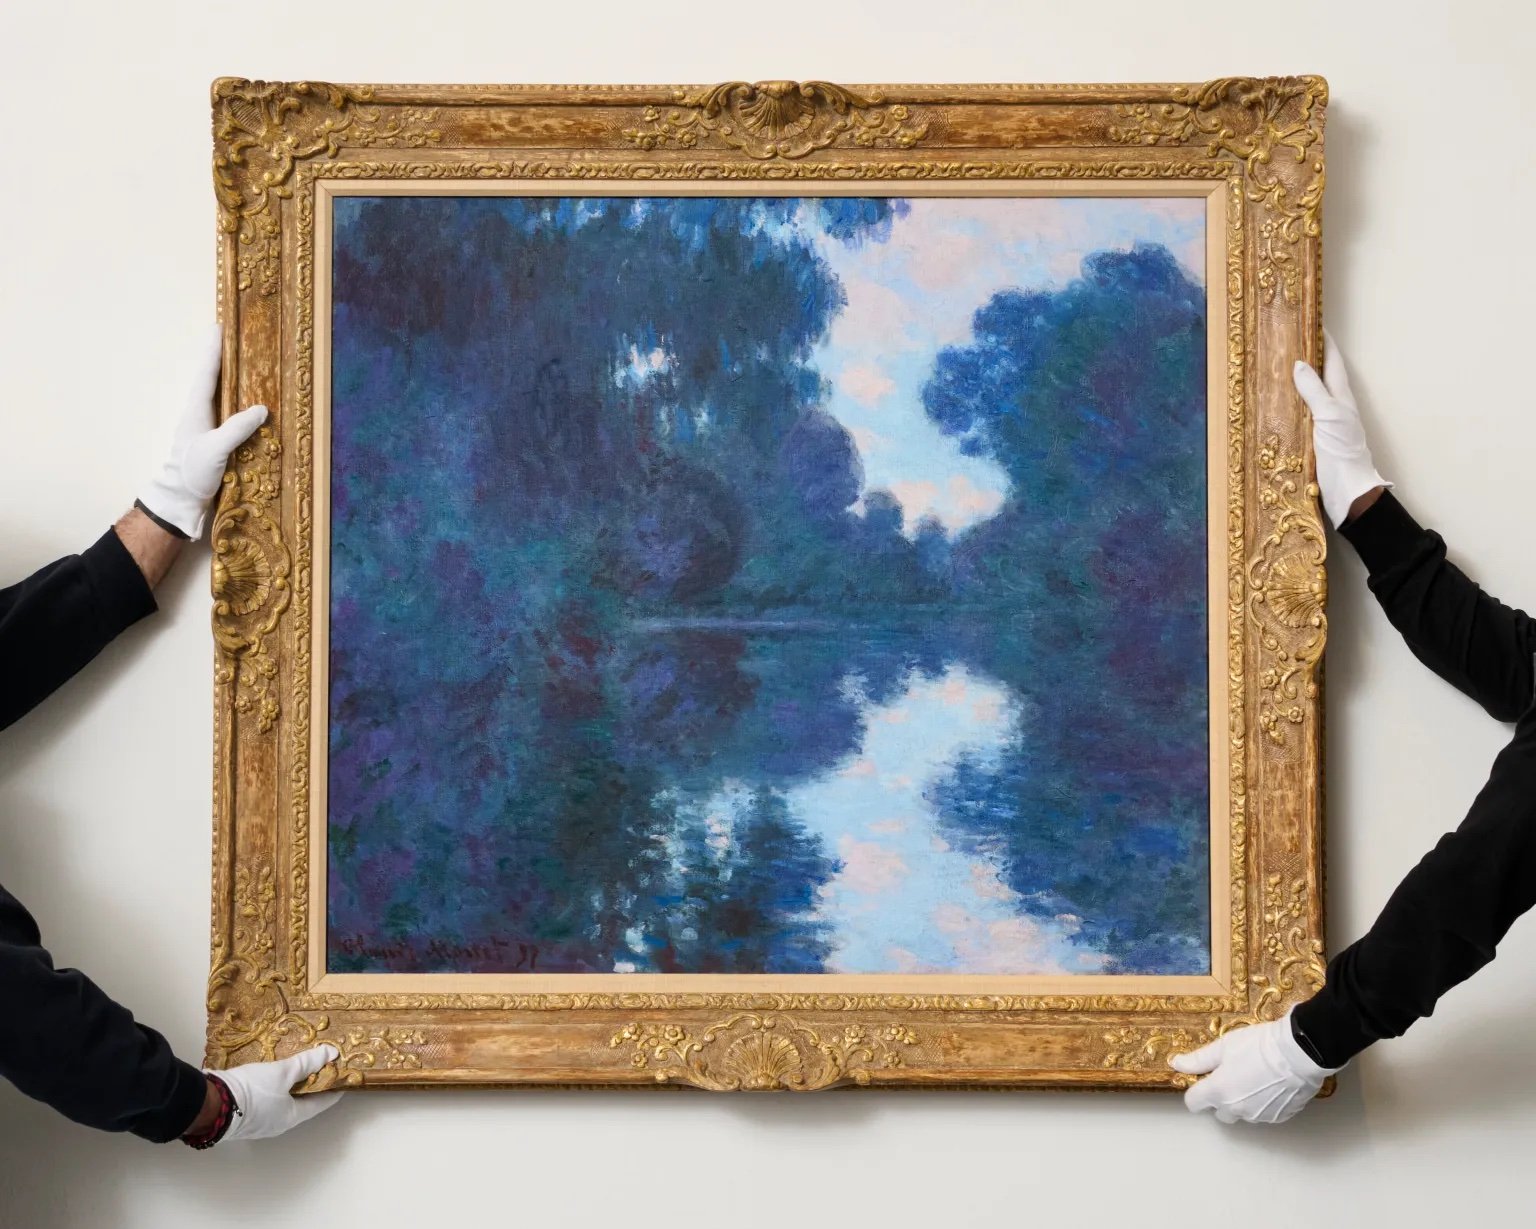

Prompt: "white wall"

[2,1,1533,1223]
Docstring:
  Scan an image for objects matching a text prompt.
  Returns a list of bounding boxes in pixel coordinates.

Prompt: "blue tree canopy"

[918,242,1212,972]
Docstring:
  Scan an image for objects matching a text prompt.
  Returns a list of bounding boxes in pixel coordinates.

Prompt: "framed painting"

[206,78,1329,1091]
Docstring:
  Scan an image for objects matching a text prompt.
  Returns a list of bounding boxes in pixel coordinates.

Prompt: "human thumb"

[281,1043,340,1089]
[203,404,269,457]
[1292,360,1334,416]
[184,405,269,502]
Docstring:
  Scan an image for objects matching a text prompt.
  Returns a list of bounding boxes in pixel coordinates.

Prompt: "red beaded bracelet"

[181,1073,238,1150]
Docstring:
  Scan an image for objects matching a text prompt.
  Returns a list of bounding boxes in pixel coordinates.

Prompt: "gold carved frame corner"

[207,77,1327,1092]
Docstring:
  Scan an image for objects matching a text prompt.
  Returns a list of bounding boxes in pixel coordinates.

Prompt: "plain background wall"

[2,1,1533,1224]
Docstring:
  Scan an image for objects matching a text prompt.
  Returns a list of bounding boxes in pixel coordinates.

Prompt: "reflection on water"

[790,664,1106,974]
[329,620,1212,977]
[606,624,1193,976]
[673,657,1108,973]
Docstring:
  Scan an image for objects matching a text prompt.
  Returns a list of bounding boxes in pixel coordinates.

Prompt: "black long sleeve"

[1292,492,1536,1067]
[0,530,208,1141]
[1,529,159,731]
[1337,492,1536,719]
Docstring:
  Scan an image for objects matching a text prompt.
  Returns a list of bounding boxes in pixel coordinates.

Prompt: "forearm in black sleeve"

[1291,713,1536,1067]
[0,888,207,1142]
[0,528,158,732]
[1341,491,1536,721]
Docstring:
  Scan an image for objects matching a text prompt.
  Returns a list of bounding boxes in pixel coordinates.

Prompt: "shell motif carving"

[622,80,929,160]
[723,1031,806,1090]
[1262,553,1326,630]
[1249,435,1327,756]
[611,1014,921,1090]
[212,534,272,617]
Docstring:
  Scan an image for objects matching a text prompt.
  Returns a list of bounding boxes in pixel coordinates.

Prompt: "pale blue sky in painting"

[808,197,1207,534]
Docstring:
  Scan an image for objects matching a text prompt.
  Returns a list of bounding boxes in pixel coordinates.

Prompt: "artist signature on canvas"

[332,935,540,970]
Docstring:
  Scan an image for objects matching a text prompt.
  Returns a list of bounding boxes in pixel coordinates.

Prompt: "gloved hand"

[1292,330,1391,529]
[138,324,268,540]
[1169,1008,1339,1124]
[213,1044,343,1142]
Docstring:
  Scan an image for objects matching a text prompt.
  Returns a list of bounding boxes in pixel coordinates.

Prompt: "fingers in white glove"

[1178,1050,1246,1118]
[1290,332,1391,528]
[280,1043,345,1127]
[1181,1072,1225,1116]
[276,1040,341,1086]
[184,404,269,499]
[1168,1034,1223,1076]
[172,321,226,437]
[1170,1013,1335,1126]
[1321,328,1354,403]
[139,324,269,540]
[214,1043,344,1143]
[1291,360,1337,418]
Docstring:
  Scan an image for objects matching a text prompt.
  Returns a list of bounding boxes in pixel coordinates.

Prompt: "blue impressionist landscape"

[326,194,1211,977]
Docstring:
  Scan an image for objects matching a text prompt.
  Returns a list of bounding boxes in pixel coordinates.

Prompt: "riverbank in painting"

[325,194,1213,978]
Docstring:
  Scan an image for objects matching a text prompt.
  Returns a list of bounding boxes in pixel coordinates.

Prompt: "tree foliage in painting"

[922,245,1211,971]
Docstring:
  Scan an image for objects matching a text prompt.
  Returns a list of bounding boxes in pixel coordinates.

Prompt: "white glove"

[1292,330,1391,529]
[211,1044,344,1142]
[138,324,268,540]
[1168,1008,1339,1124]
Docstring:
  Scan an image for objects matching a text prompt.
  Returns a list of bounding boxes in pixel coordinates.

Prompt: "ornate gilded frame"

[207,77,1328,1092]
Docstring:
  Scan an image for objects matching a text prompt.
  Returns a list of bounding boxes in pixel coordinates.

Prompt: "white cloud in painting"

[930,906,1112,975]
[903,228,981,292]
[616,343,672,386]
[836,837,910,895]
[824,273,919,349]
[886,474,1006,534]
[839,363,898,406]
[847,425,887,455]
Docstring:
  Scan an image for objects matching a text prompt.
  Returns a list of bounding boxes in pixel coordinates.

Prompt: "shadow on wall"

[7,1056,1490,1228]
[1311,103,1401,483]
[0,1077,354,1225]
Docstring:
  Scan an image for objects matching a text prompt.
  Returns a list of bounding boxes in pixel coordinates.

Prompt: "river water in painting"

[324,194,1214,979]
[609,624,1111,976]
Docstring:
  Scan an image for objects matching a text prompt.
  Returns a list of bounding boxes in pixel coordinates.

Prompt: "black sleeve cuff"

[133,1060,209,1144]
[1338,490,1427,577]
[1290,984,1376,1069]
[80,528,158,638]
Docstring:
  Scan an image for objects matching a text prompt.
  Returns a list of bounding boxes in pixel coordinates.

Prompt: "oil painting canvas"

[323,192,1213,980]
